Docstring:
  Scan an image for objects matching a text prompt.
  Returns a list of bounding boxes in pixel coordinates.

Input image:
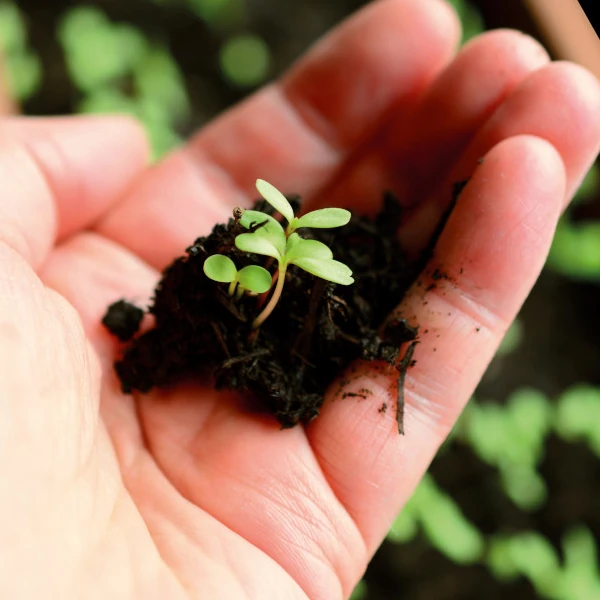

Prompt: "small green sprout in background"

[488,526,600,600]
[219,33,270,88]
[58,6,191,160]
[203,179,353,328]
[452,389,552,511]
[203,254,272,299]
[397,474,485,564]
[0,1,42,101]
[188,0,246,32]
[555,385,600,456]
[547,163,600,280]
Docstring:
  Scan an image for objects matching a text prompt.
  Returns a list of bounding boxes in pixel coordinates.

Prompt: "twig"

[395,341,417,435]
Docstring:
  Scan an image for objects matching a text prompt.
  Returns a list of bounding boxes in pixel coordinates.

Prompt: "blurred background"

[0,0,598,598]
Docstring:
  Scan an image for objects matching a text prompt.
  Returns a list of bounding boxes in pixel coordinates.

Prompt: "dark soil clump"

[103,193,441,429]
[102,300,144,342]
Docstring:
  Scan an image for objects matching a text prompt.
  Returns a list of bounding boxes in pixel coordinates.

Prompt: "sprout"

[254,178,351,235]
[233,180,354,328]
[203,254,272,299]
[203,180,354,328]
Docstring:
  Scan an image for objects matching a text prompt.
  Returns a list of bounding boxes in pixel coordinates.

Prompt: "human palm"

[2,1,600,598]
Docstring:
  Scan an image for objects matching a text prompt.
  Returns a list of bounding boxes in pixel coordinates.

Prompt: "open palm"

[2,1,600,598]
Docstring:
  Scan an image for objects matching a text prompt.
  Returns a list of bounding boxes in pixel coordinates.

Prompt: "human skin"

[1,0,600,598]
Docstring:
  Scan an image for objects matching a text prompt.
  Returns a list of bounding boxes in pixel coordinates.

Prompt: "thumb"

[0,115,148,552]
[0,115,149,596]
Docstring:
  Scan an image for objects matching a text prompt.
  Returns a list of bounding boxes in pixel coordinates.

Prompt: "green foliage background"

[1,1,599,598]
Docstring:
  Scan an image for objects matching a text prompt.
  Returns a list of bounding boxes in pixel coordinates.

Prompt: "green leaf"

[203,254,237,282]
[239,209,279,230]
[260,228,287,257]
[239,210,286,256]
[285,237,333,263]
[237,265,272,294]
[286,232,301,251]
[295,207,351,229]
[292,258,354,285]
[235,232,281,260]
[256,179,294,223]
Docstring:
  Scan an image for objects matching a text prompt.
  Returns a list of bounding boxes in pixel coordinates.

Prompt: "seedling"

[204,179,354,328]
[203,254,272,299]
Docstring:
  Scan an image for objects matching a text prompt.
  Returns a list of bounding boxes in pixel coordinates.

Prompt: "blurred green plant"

[0,1,42,101]
[488,531,563,596]
[488,527,600,600]
[189,0,246,31]
[388,474,485,563]
[388,383,600,597]
[219,33,271,88]
[458,388,552,510]
[59,8,147,92]
[188,0,270,91]
[58,6,190,158]
[548,164,600,280]
[555,384,600,456]
[446,0,485,43]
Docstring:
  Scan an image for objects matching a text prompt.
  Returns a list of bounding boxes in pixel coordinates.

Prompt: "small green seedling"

[203,254,272,299]
[204,179,354,328]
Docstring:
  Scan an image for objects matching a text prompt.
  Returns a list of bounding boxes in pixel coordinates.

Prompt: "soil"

[102,192,433,431]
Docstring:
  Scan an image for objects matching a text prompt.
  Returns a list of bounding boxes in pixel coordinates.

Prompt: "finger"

[401,61,600,252]
[0,115,149,268]
[96,0,460,269]
[319,28,550,212]
[308,135,567,553]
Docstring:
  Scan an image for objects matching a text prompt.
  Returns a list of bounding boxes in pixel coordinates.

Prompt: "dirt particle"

[101,300,144,342]
[342,391,369,400]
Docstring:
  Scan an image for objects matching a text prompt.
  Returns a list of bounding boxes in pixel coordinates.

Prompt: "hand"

[2,1,599,598]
